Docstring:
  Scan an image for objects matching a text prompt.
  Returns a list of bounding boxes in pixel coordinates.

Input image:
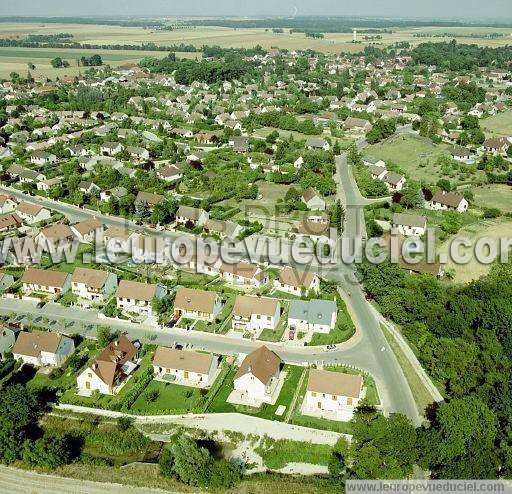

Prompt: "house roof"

[302,187,323,203]
[392,213,426,229]
[72,218,103,236]
[234,346,281,385]
[135,191,164,206]
[21,267,69,288]
[176,205,205,221]
[16,201,43,217]
[91,335,138,386]
[12,330,65,357]
[0,213,21,230]
[204,219,239,237]
[72,267,110,289]
[220,261,260,279]
[278,267,317,289]
[153,346,215,374]
[289,299,337,326]
[431,191,465,208]
[116,280,158,302]
[174,287,217,314]
[40,223,74,242]
[233,295,279,318]
[104,226,132,241]
[307,369,363,398]
[305,137,326,148]
[384,171,404,185]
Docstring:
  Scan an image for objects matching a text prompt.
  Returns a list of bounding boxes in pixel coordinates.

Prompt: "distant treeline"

[413,32,506,39]
[0,38,199,53]
[411,40,512,70]
[0,16,162,27]
[185,17,512,31]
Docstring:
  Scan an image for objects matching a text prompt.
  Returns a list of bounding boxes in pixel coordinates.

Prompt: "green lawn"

[259,304,289,343]
[471,184,512,213]
[130,380,206,414]
[481,110,512,137]
[255,437,333,469]
[206,364,305,421]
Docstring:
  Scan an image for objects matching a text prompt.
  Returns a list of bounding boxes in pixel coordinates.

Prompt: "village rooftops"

[234,346,281,385]
[307,368,363,398]
[153,347,214,374]
[72,218,103,236]
[16,201,44,216]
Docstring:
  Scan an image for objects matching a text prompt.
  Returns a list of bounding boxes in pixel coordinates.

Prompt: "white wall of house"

[395,225,426,236]
[153,358,217,385]
[304,389,359,421]
[234,372,273,401]
[77,367,112,394]
[232,304,280,333]
[72,273,117,302]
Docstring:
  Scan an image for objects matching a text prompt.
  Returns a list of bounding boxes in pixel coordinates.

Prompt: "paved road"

[0,465,172,494]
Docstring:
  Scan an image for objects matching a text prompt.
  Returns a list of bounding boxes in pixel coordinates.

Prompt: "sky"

[0,0,510,21]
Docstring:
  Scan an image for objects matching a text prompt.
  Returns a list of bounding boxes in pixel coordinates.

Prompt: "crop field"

[1,22,512,56]
[470,184,512,213]
[481,110,512,138]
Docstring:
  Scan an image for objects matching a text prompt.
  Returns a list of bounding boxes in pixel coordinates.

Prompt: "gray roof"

[392,213,426,229]
[288,299,337,326]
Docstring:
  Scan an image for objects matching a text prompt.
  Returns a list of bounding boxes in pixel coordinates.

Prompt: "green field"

[471,184,512,213]
[481,110,512,138]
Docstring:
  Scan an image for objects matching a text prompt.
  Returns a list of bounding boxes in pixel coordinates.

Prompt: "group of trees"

[79,54,103,67]
[245,111,322,136]
[50,57,70,68]
[358,259,512,477]
[366,118,397,144]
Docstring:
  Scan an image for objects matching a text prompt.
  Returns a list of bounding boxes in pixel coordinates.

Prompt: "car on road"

[323,344,337,352]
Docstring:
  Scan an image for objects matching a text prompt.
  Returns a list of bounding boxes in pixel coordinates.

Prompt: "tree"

[436,179,452,192]
[135,200,150,221]
[0,385,39,463]
[400,182,424,209]
[96,326,118,347]
[22,433,73,469]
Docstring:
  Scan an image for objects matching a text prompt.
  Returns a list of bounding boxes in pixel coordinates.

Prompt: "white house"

[427,191,468,213]
[175,206,209,228]
[12,330,74,367]
[71,267,118,303]
[16,201,51,224]
[219,261,268,287]
[288,299,337,334]
[0,195,17,214]
[153,346,218,387]
[173,287,221,322]
[116,280,166,316]
[103,227,137,254]
[21,268,71,296]
[274,267,320,296]
[305,137,330,151]
[302,188,326,211]
[304,369,363,421]
[77,335,139,395]
[392,213,427,236]
[383,171,406,192]
[232,295,281,334]
[100,141,124,156]
[71,218,104,243]
[30,150,57,166]
[233,346,282,404]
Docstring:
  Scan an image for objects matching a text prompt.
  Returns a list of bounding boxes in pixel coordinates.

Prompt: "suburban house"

[116,280,166,316]
[302,188,326,211]
[344,117,373,132]
[78,181,100,196]
[35,223,75,250]
[153,346,218,386]
[12,330,75,367]
[71,218,104,243]
[392,213,427,236]
[274,267,320,296]
[30,150,57,165]
[450,145,473,162]
[77,335,139,395]
[427,191,469,213]
[21,268,71,295]
[126,146,150,161]
[233,346,282,404]
[232,295,281,334]
[304,369,363,421]
[288,299,337,334]
[383,171,406,192]
[175,206,209,228]
[305,137,330,151]
[173,287,221,322]
[483,137,510,155]
[15,201,51,224]
[219,261,268,287]
[204,219,242,239]
[0,195,17,214]
[135,191,164,211]
[100,141,124,156]
[103,227,137,253]
[71,267,118,303]
[157,165,183,183]
[0,213,22,233]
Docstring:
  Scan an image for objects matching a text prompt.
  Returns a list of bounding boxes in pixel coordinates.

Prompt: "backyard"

[481,110,512,137]
[470,184,512,213]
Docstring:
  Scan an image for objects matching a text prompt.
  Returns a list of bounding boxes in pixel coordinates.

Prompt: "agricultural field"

[438,217,512,283]
[481,110,512,138]
[0,45,196,79]
[1,22,512,59]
